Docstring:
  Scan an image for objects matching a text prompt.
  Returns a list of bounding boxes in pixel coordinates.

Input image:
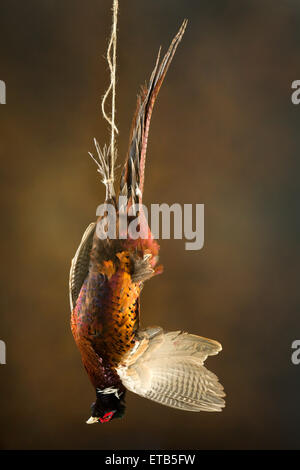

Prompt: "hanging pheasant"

[69,14,225,424]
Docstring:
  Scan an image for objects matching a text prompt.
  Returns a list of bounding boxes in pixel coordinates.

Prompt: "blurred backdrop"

[0,0,300,450]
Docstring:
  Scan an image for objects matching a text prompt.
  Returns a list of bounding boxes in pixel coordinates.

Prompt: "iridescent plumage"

[70,20,225,424]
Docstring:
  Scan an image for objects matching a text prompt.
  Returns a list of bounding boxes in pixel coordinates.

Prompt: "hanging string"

[101,0,119,181]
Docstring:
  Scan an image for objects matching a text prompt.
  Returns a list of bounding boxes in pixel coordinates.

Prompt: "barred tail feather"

[120,20,188,203]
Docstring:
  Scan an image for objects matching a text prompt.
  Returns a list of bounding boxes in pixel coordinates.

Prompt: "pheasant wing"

[117,329,225,412]
[69,222,96,311]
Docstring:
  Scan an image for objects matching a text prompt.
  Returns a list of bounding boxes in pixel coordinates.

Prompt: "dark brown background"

[0,0,300,449]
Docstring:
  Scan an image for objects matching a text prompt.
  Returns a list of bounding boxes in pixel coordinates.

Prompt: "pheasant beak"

[86,411,116,424]
[86,416,99,424]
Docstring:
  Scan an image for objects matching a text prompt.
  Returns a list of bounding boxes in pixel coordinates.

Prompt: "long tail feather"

[120,19,188,203]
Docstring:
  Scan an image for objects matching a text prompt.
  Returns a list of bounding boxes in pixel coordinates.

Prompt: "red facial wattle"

[98,411,115,423]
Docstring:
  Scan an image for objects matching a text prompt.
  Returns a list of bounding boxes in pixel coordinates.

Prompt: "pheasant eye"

[98,411,115,423]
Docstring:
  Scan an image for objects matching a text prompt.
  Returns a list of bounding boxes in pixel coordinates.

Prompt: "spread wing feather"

[117,329,225,412]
